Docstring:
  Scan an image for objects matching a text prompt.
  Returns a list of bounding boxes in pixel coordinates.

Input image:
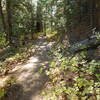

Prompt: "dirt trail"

[0,37,54,100]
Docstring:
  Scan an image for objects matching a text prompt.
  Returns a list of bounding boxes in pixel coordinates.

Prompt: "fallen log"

[68,34,100,53]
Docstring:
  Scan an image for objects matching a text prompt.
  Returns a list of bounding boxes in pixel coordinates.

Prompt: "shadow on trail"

[0,39,36,62]
[0,47,19,61]
[0,84,24,100]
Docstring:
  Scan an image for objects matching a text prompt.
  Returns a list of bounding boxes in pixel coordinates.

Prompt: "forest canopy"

[0,0,99,45]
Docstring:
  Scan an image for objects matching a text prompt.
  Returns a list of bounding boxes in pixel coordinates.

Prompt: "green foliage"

[0,88,6,99]
[0,37,6,47]
[0,43,35,74]
[0,77,16,99]
[42,45,100,100]
[0,0,100,99]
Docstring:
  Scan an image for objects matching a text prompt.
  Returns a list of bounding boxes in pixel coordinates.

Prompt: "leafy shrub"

[42,46,100,100]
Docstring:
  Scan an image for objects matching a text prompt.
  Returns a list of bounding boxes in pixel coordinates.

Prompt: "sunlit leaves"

[43,43,100,100]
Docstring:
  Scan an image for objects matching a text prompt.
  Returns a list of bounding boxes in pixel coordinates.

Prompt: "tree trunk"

[68,35,100,53]
[95,0,100,30]
[0,0,7,38]
[6,0,12,44]
[36,1,43,33]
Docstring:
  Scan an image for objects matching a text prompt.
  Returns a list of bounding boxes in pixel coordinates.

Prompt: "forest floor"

[0,36,55,100]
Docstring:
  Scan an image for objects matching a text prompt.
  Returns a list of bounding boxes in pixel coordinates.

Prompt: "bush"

[42,46,100,100]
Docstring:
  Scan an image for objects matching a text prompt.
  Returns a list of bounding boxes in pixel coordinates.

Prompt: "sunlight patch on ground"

[43,42,48,45]
[47,42,55,48]
[0,36,53,100]
[17,72,40,86]
[11,57,39,73]
[28,57,39,63]
[22,63,35,69]
[12,56,40,82]
[0,76,10,88]
[17,72,32,82]
[39,46,47,50]
[46,31,57,39]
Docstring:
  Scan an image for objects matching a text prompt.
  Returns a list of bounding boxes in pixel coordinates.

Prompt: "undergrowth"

[42,45,100,100]
[0,77,16,99]
[0,42,35,75]
[0,43,35,99]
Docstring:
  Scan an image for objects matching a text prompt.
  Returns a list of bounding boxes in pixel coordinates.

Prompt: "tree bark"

[68,35,100,53]
[0,0,7,36]
[36,1,43,33]
[6,0,13,44]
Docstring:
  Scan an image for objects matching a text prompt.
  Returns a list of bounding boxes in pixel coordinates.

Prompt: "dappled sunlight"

[0,76,10,88]
[2,37,54,100]
[19,63,36,71]
[17,72,32,82]
[0,0,100,100]
[11,57,39,73]
[28,57,39,63]
[47,42,55,48]
[43,42,48,45]
[0,37,54,100]
[0,0,99,99]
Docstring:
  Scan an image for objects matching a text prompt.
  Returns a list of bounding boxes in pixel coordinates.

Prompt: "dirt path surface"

[0,37,55,100]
